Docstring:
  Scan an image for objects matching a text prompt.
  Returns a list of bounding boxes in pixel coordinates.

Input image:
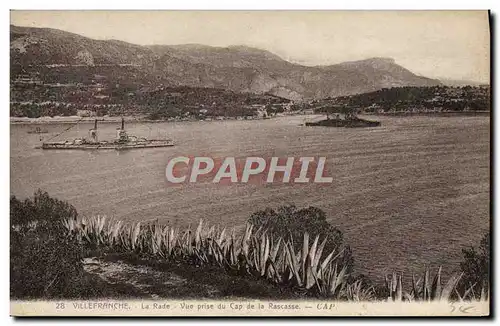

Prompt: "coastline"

[10,111,490,125]
[367,111,490,117]
[10,116,151,125]
[9,113,310,125]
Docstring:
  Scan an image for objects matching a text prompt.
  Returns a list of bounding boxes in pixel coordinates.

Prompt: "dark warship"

[38,118,174,150]
[27,126,48,134]
[304,110,381,128]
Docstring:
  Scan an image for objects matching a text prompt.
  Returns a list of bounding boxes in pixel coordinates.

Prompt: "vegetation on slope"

[315,86,490,114]
[11,75,292,119]
[10,191,490,301]
[10,190,103,299]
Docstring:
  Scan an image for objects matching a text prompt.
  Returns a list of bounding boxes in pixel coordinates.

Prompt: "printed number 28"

[56,303,65,309]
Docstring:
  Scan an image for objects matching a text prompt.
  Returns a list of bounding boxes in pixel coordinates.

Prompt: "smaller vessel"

[305,112,380,128]
[305,117,381,128]
[27,127,48,134]
[38,118,174,150]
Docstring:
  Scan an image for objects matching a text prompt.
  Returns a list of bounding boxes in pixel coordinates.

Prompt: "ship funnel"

[89,119,98,142]
[116,117,128,142]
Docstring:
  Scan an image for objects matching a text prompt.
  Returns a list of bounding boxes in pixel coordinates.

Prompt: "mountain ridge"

[10,25,442,100]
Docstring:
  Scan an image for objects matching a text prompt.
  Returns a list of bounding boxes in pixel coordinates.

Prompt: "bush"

[248,205,354,274]
[458,232,490,298]
[10,190,100,299]
[10,189,77,230]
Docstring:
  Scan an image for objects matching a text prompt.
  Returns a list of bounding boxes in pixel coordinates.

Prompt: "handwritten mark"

[459,305,475,314]
[450,303,475,314]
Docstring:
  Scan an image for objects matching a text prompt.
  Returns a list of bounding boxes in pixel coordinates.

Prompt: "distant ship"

[37,118,174,150]
[27,127,48,134]
[305,117,381,128]
[304,112,381,128]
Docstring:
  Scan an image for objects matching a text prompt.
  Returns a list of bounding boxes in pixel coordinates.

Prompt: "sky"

[10,10,490,83]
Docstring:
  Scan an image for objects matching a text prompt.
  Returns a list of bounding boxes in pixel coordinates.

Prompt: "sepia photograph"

[9,9,491,317]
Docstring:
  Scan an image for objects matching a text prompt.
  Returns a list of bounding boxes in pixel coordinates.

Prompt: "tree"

[10,190,99,299]
[248,205,354,274]
[458,232,490,298]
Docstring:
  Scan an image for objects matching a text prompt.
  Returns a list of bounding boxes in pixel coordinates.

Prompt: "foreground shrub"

[458,232,490,299]
[66,213,486,301]
[248,205,354,274]
[10,190,101,299]
[10,189,77,231]
[11,191,489,302]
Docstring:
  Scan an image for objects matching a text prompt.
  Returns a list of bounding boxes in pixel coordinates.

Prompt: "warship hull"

[38,140,174,150]
[36,118,174,150]
[27,131,49,134]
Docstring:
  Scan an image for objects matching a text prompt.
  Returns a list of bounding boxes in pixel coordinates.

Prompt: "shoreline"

[367,111,490,117]
[9,113,312,125]
[10,116,174,125]
[10,111,490,125]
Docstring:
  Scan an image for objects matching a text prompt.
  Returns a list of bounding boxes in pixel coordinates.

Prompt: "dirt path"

[82,254,301,300]
[83,257,220,299]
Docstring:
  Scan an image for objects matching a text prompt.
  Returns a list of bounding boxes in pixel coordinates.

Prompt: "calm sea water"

[10,115,490,279]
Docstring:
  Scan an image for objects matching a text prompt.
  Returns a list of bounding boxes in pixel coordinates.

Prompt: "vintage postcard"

[9,10,490,317]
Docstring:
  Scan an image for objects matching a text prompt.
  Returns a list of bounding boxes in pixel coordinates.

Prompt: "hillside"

[11,25,441,103]
[311,85,490,114]
[10,82,290,119]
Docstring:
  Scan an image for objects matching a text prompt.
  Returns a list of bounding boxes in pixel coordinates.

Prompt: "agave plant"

[250,232,271,277]
[224,231,242,271]
[385,272,403,301]
[385,267,465,302]
[117,222,142,252]
[108,219,123,247]
[345,279,375,301]
[64,215,481,302]
[280,232,345,294]
[316,263,348,298]
[163,226,180,258]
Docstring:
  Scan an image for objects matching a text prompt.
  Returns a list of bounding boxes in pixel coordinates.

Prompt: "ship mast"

[89,119,98,142]
[116,117,128,143]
